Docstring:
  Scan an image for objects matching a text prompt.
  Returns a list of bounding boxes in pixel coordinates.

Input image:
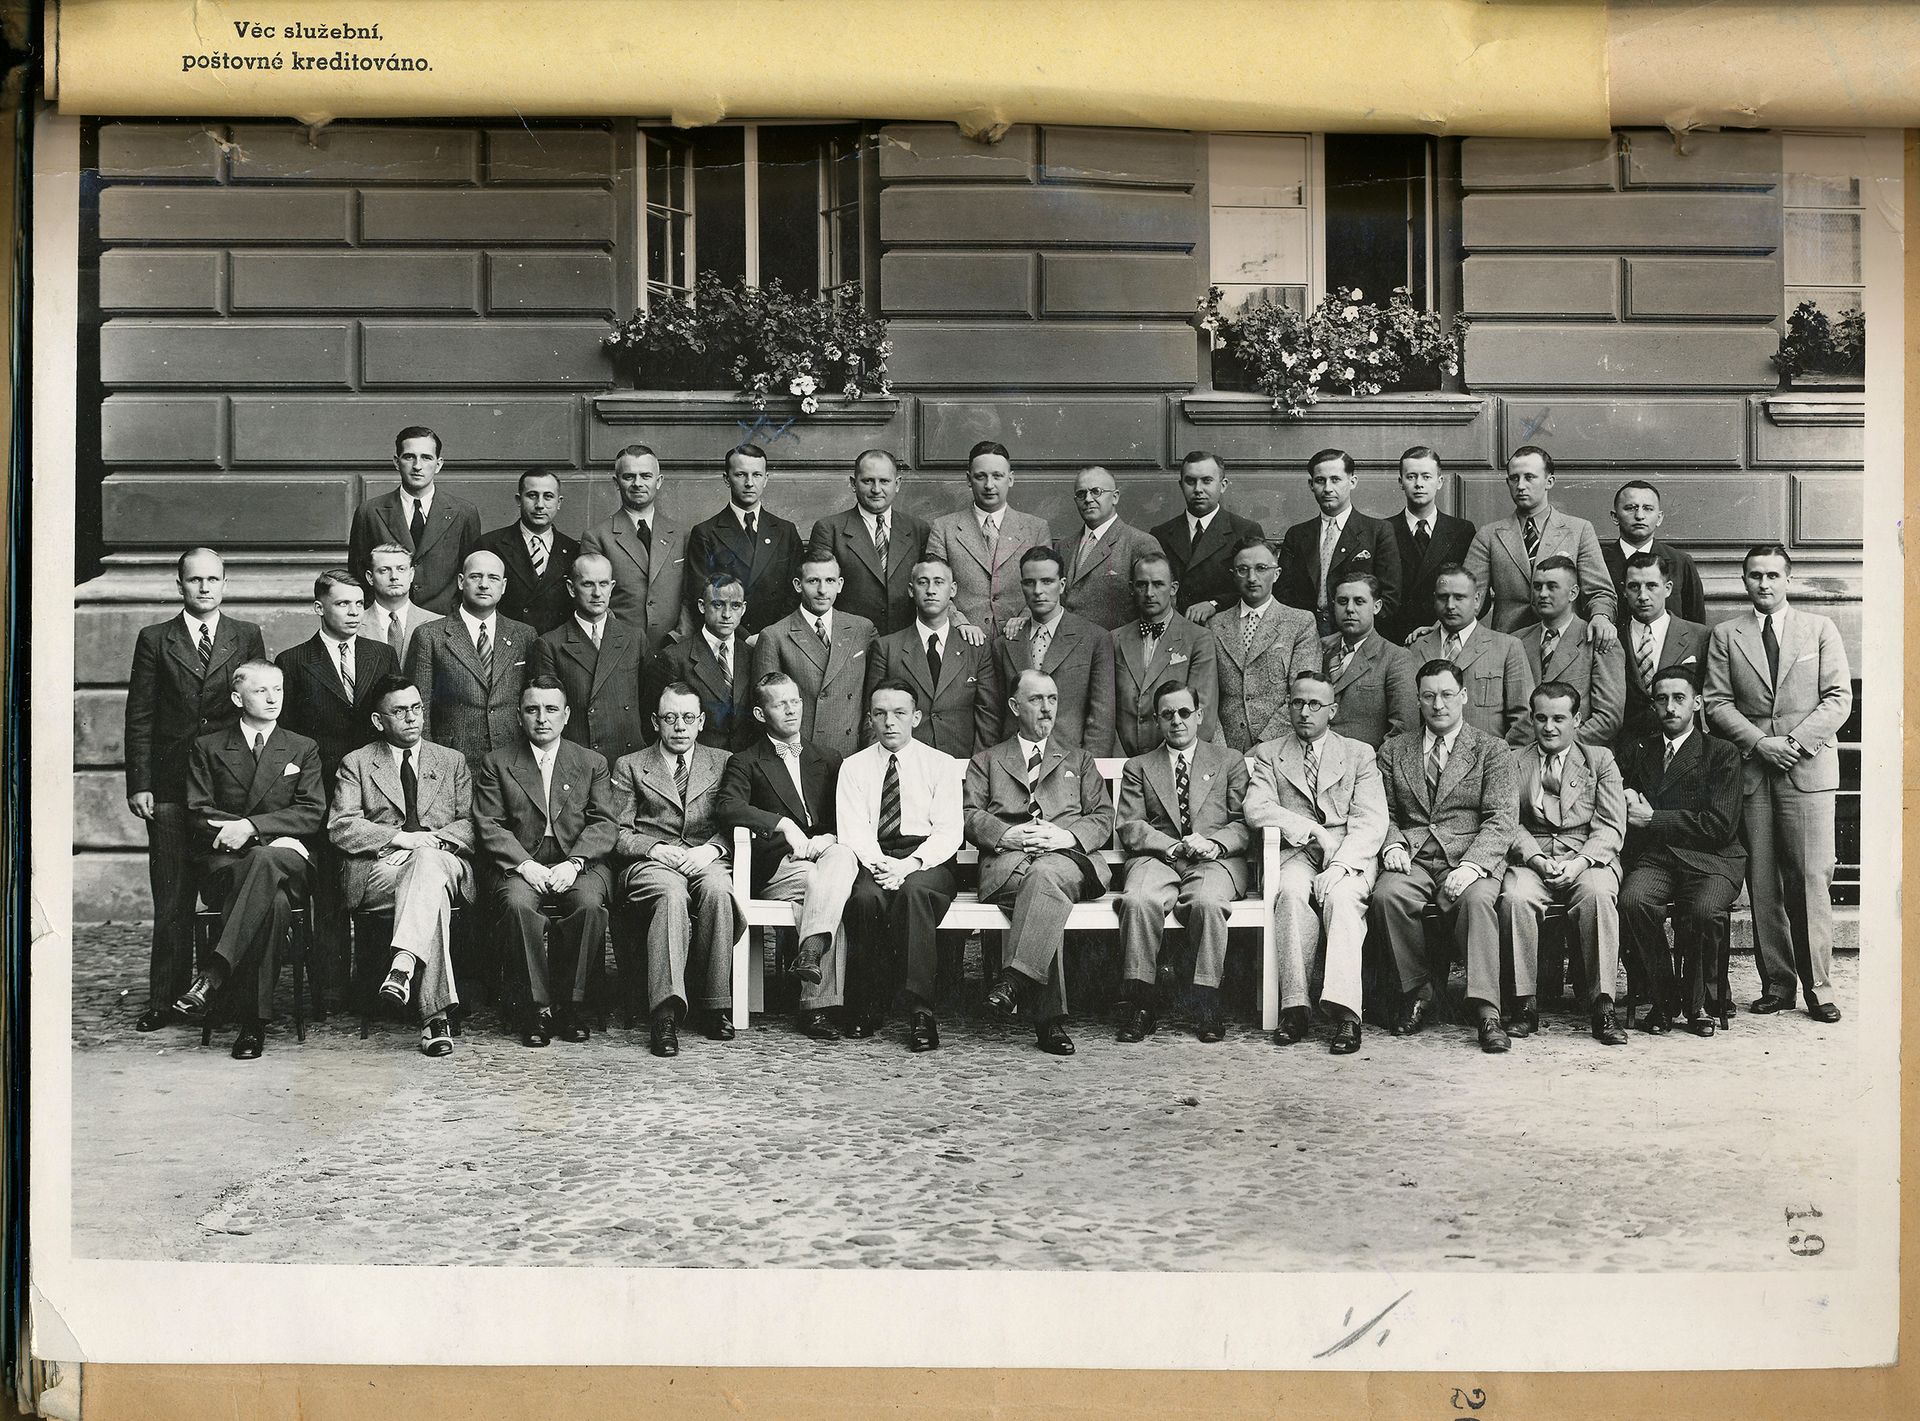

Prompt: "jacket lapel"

[842,510,885,584]
[761,742,810,824]
[1433,731,1473,807]
[504,742,547,822]
[591,623,631,696]
[1560,744,1590,821]
[1189,513,1230,575]
[639,745,680,807]
[1731,617,1771,691]
[794,615,830,676]
[368,744,405,814]
[932,629,971,699]
[686,745,723,806]
[1331,634,1376,693]
[1040,618,1080,675]
[1143,747,1179,825]
[163,619,202,679]
[415,496,457,560]
[444,616,487,687]
[242,727,286,811]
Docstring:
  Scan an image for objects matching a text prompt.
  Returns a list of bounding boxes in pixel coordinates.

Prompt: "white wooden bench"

[726,757,1287,1032]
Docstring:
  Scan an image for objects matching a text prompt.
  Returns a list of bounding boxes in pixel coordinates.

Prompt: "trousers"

[759,843,860,1010]
[620,858,743,1015]
[358,846,473,1020]
[1370,850,1502,1007]
[199,843,312,1020]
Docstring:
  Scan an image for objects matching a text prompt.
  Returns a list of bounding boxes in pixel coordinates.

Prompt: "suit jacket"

[922,505,1054,635]
[1377,724,1517,875]
[1243,730,1389,871]
[363,601,442,665]
[1703,607,1854,793]
[1605,538,1706,627]
[273,633,401,786]
[1150,506,1264,616]
[125,613,267,801]
[1406,623,1531,740]
[185,723,327,853]
[1383,508,1476,647]
[1113,613,1220,755]
[1212,600,1323,751]
[991,610,1116,754]
[715,735,844,890]
[751,608,878,759]
[472,737,618,873]
[652,632,757,751]
[1116,740,1252,895]
[1464,506,1615,632]
[1618,730,1747,885]
[1510,615,1625,748]
[609,741,732,860]
[528,617,649,766]
[475,522,582,636]
[1057,519,1164,630]
[348,487,482,616]
[404,612,536,768]
[1277,509,1404,631]
[807,505,930,636]
[1621,615,1709,741]
[577,508,695,655]
[327,738,476,907]
[1510,741,1625,866]
[863,622,1000,760]
[1322,630,1417,749]
[963,737,1114,900]
[683,506,804,636]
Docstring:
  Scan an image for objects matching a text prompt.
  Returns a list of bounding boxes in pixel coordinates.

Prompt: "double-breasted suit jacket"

[1383,508,1476,647]
[714,737,844,892]
[964,738,1115,901]
[1377,725,1517,877]
[1321,630,1418,748]
[1618,731,1746,884]
[1150,506,1265,616]
[652,633,757,751]
[862,623,1000,760]
[404,613,535,768]
[1464,506,1616,633]
[126,613,267,803]
[348,487,482,617]
[528,617,649,766]
[1212,600,1323,752]
[1704,609,1853,795]
[610,742,733,862]
[1057,519,1164,630]
[922,506,1055,635]
[751,609,878,759]
[683,506,804,636]
[1113,613,1219,755]
[1116,740,1253,893]
[1510,615,1626,748]
[1277,509,1404,632]
[475,523,582,636]
[576,509,695,655]
[327,738,476,908]
[806,505,930,636]
[1244,731,1390,874]
[990,611,1116,754]
[273,633,401,787]
[472,738,618,873]
[1406,622,1532,741]
[1605,538,1706,627]
[1620,615,1708,741]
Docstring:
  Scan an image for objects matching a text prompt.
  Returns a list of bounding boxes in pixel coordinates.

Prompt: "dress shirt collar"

[861,507,890,542]
[405,487,434,519]
[704,627,735,662]
[768,735,804,761]
[1167,742,1195,775]
[1662,724,1694,758]
[976,506,1003,536]
[1028,607,1065,638]
[238,717,277,743]
[731,503,760,532]
[627,507,654,534]
[1241,598,1269,622]
[1403,508,1432,536]
[1444,619,1477,651]
[915,617,949,647]
[808,609,834,639]
[390,741,418,775]
[1081,513,1118,543]
[575,612,608,642]
[318,627,356,656]
[1296,729,1330,753]
[1321,507,1352,535]
[459,607,495,644]
[1634,611,1670,646]
[522,524,552,551]
[181,608,221,639]
[1422,724,1462,759]
[1017,735,1048,766]
[1188,508,1216,540]
[1618,535,1654,558]
[1754,604,1791,629]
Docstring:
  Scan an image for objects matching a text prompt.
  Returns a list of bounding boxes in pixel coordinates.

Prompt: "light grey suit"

[1321,630,1418,749]
[1498,741,1625,1008]
[923,505,1054,636]
[1511,615,1626,748]
[752,608,877,759]
[577,508,696,656]
[1057,519,1164,630]
[1244,731,1387,1018]
[1213,599,1323,752]
[1115,741,1251,990]
[1703,606,1853,1002]
[1464,506,1616,633]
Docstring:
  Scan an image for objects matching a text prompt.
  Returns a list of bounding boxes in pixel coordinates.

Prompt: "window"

[1781,132,1867,323]
[639,122,871,306]
[1207,133,1434,317]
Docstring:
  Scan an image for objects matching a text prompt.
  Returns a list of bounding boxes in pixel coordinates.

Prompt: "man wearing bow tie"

[347,426,481,616]
[751,551,878,758]
[361,543,443,666]
[683,442,805,639]
[1245,669,1388,1055]
[990,547,1115,755]
[476,468,581,635]
[1277,448,1403,637]
[1113,553,1219,755]
[805,449,930,636]
[124,547,267,1031]
[1498,682,1628,1046]
[1114,682,1251,1044]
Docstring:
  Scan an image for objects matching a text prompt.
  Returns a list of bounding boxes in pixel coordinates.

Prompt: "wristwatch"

[1785,736,1805,755]
[567,856,584,872]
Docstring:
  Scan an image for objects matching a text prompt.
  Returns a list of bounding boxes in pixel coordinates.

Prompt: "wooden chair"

[189,902,318,1047]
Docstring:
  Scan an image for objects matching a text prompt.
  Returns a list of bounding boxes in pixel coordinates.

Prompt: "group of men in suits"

[122,425,1853,1062]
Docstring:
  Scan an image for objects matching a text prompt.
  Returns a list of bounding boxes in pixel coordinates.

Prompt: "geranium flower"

[801,395,819,414]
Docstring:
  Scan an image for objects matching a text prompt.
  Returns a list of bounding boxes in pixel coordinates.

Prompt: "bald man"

[404,549,537,771]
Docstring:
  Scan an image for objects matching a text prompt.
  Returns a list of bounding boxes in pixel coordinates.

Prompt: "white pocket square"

[1169,652,1188,664]
[282,763,300,776]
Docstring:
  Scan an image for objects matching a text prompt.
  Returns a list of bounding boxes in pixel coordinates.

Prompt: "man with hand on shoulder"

[1508,555,1625,748]
[751,550,877,759]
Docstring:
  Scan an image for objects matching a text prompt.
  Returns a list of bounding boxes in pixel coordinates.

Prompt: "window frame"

[1779,130,1868,325]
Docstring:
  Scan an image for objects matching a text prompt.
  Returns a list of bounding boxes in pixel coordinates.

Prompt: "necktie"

[476,624,492,681]
[386,609,405,656]
[1523,515,1541,564]
[1412,519,1431,565]
[337,640,355,701]
[815,616,830,648]
[1304,738,1321,810]
[1331,640,1359,680]
[1318,518,1340,603]
[634,517,651,550]
[879,752,903,847]
[537,750,553,835]
[251,731,265,761]
[409,497,427,548]
[743,511,757,539]
[1541,626,1560,666]
[1443,631,1460,661]
[400,748,422,831]
[1030,620,1052,669]
[1242,610,1258,654]
[1425,737,1444,799]
[1078,528,1099,576]
[196,622,213,671]
[717,639,732,681]
[588,620,602,649]
[1542,751,1563,798]
[529,535,547,578]
[926,630,942,684]
[874,515,889,576]
[1025,743,1044,820]
[1762,613,1780,686]
[674,752,690,803]
[1663,738,1679,774]
[1174,751,1191,832]
[1635,624,1654,691]
[984,515,1000,557]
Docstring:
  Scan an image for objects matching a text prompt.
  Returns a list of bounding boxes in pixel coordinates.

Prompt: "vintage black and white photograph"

[30,109,1901,1369]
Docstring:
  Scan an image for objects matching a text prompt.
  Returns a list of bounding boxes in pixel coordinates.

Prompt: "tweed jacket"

[576,508,695,655]
[1056,518,1165,630]
[610,741,733,861]
[1212,598,1323,751]
[348,486,482,617]
[1376,723,1518,876]
[404,611,536,768]
[963,736,1115,900]
[1116,740,1252,895]
[1703,606,1853,793]
[124,612,268,801]
[751,607,878,759]
[1243,729,1389,873]
[1510,615,1626,748]
[327,738,476,907]
[1112,612,1220,755]
[1321,630,1418,749]
[1464,505,1615,632]
[1405,622,1532,741]
[990,609,1116,754]
[1508,740,1625,867]
[923,505,1055,636]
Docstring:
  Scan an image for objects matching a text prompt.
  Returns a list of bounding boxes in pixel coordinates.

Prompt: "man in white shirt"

[361,543,443,664]
[1619,550,1709,741]
[922,439,1056,635]
[347,425,481,615]
[840,679,966,1051]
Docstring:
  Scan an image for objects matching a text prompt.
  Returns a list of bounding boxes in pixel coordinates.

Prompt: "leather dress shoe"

[843,1016,877,1040]
[377,967,412,1005]
[1329,1020,1362,1055]
[1808,1000,1842,1023]
[230,1023,265,1060]
[1749,993,1795,1015]
[1036,1021,1075,1056]
[1272,1006,1311,1045]
[1686,1011,1716,1038]
[172,974,216,1020]
[556,1010,590,1044]
[1591,1007,1627,1046]
[792,943,825,986]
[704,1010,735,1041]
[649,1011,679,1058]
[1116,1003,1155,1043]
[1635,1010,1671,1035]
[983,970,1023,1018]
[799,1008,842,1041]
[1506,998,1539,1038]
[135,1007,174,1032]
[521,1009,553,1048]
[1391,995,1431,1037]
[420,1016,454,1057]
[1477,1017,1511,1054]
[908,1011,940,1053]
[1196,1008,1225,1044]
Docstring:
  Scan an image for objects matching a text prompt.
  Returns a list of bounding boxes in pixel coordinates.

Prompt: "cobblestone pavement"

[69,923,1857,1272]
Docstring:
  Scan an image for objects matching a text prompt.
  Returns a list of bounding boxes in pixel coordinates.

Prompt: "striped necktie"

[1425,736,1444,799]
[1025,743,1044,819]
[879,752,903,847]
[196,621,213,671]
[1635,624,1655,691]
[476,625,492,681]
[1173,751,1191,832]
[337,640,355,701]
[874,515,888,577]
[529,534,547,578]
[1523,516,1541,563]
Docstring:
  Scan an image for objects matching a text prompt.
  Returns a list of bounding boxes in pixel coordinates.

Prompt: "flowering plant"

[1772,299,1865,383]
[604,273,892,413]
[1197,285,1467,417]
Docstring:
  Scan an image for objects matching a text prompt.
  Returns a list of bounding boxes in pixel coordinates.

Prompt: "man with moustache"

[684,442,805,639]
[1618,551,1709,742]
[405,549,535,771]
[1150,449,1265,623]
[528,551,649,767]
[922,439,1055,636]
[752,551,878,759]
[861,556,1000,760]
[476,468,581,635]
[348,425,482,616]
[1056,465,1163,630]
[1508,556,1625,749]
[577,443,695,654]
[1404,565,1531,741]
[1277,448,1402,637]
[1464,445,1617,639]
[805,448,929,636]
[1605,480,1705,627]
[1212,536,1322,752]
[1113,552,1219,755]
[990,547,1116,755]
[360,543,443,665]
[1320,572,1417,749]
[651,573,757,751]
[1383,446,1475,648]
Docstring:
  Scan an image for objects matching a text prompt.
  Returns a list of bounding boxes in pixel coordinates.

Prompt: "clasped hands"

[646,841,722,878]
[1380,842,1480,908]
[1002,819,1078,856]
[1282,821,1353,904]
[517,856,582,893]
